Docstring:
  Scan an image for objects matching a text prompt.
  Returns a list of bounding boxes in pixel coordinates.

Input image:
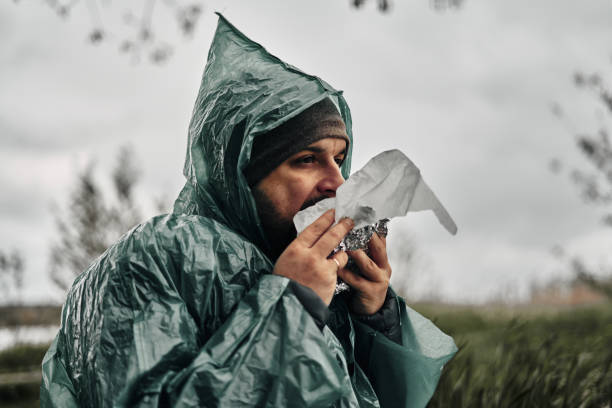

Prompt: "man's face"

[253,137,347,258]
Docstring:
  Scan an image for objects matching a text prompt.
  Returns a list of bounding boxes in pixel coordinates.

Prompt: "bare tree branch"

[49,146,145,291]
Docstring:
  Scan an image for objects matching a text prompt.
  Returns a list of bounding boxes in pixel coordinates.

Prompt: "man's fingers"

[330,251,349,271]
[313,217,354,256]
[347,250,388,282]
[295,209,335,247]
[369,233,391,273]
[337,267,367,290]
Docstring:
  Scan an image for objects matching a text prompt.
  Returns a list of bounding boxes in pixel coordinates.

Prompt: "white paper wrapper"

[293,149,457,235]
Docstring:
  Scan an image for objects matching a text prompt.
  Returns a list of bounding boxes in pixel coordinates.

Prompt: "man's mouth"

[299,196,328,212]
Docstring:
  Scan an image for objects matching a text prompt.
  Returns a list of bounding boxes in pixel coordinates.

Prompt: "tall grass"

[426,305,612,407]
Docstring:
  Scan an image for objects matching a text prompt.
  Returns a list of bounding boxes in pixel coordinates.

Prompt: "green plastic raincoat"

[40,14,456,408]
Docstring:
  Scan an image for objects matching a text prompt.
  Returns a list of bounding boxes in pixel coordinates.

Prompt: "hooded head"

[174,14,353,257]
[247,98,350,259]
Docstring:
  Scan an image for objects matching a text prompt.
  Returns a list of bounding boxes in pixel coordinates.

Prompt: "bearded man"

[41,14,456,408]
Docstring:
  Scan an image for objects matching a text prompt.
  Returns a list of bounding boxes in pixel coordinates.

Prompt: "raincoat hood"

[174,13,354,253]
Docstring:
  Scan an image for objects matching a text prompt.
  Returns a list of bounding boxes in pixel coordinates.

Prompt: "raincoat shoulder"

[41,213,358,407]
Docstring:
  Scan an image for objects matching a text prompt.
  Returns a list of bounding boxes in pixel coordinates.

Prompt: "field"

[419,303,612,407]
[1,303,610,407]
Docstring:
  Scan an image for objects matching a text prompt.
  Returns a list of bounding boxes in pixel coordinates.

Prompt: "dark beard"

[252,188,326,260]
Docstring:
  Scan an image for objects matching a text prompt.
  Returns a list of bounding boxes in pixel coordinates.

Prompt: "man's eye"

[297,155,315,164]
[334,157,344,165]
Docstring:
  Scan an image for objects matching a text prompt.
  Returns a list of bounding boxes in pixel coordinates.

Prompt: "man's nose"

[318,163,345,197]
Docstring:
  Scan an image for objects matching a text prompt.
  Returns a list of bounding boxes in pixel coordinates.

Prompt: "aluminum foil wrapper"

[333,218,389,294]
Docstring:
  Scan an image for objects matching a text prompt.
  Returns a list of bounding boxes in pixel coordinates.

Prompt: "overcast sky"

[2,0,612,304]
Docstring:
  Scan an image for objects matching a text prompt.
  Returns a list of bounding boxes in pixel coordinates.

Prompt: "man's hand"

[273,209,354,305]
[338,233,392,315]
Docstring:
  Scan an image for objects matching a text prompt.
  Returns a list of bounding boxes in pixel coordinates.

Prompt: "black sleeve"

[351,290,401,344]
[287,280,331,330]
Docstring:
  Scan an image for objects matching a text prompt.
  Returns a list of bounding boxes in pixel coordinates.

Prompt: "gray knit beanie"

[245,98,349,187]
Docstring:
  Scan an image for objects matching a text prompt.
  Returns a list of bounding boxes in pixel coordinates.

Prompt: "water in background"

[0,326,58,351]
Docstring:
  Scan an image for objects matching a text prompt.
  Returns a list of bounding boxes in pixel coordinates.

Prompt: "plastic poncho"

[40,14,457,408]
